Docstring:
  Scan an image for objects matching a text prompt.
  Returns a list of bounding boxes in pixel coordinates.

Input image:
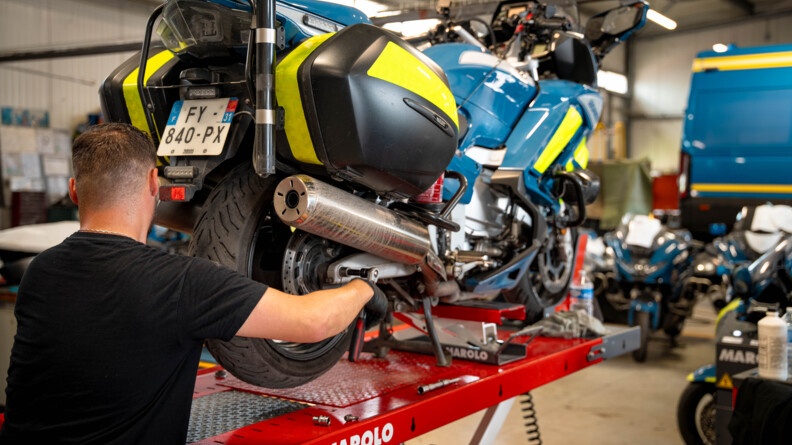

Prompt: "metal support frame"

[469,397,517,445]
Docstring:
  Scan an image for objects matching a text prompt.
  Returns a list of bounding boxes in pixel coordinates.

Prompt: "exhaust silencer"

[273,175,432,265]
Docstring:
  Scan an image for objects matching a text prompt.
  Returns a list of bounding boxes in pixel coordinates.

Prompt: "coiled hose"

[521,392,542,444]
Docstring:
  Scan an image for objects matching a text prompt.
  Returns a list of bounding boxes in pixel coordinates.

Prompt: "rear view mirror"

[602,4,645,35]
[585,1,649,61]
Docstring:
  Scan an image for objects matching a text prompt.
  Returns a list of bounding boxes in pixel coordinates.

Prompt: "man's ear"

[149,168,159,197]
[68,177,78,205]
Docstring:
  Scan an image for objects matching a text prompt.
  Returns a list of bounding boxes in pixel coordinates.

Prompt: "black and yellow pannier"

[101,23,458,198]
[275,24,459,197]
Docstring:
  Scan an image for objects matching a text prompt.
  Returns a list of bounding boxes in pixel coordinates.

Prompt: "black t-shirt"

[0,232,267,444]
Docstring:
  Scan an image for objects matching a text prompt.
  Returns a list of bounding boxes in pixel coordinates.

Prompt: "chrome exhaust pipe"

[273,175,432,265]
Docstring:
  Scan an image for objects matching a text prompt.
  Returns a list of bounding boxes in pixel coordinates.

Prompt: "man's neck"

[78,207,151,243]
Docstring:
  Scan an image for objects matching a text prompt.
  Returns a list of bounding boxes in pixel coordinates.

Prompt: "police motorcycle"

[677,205,792,445]
[602,214,699,362]
[416,0,644,324]
[100,0,649,389]
[685,204,792,316]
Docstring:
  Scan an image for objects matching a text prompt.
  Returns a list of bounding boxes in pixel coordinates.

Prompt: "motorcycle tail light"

[159,185,195,202]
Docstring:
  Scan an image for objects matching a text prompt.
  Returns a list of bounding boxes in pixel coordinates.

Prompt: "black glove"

[355,279,388,328]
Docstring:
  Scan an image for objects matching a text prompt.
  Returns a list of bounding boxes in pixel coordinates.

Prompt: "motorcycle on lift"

[602,214,699,362]
[677,205,792,445]
[100,0,649,388]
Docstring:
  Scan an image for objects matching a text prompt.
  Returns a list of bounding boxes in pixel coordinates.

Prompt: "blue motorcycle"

[603,214,698,362]
[678,229,792,445]
[101,0,649,388]
[688,203,792,314]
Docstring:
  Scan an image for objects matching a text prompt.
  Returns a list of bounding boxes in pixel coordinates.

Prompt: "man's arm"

[235,279,374,342]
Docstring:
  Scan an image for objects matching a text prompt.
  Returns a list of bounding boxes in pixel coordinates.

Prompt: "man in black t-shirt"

[0,123,385,444]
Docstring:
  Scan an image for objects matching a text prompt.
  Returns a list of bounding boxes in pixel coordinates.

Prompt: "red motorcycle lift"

[187,324,639,444]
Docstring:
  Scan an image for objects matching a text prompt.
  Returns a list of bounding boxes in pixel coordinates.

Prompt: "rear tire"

[632,311,651,362]
[190,163,353,388]
[677,382,717,445]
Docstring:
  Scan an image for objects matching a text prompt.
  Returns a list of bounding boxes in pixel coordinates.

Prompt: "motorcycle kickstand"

[422,297,453,367]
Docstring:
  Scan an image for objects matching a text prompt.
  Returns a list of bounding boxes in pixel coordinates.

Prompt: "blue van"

[678,43,792,238]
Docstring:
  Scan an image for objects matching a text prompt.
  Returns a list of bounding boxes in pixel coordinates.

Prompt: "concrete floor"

[406,300,718,445]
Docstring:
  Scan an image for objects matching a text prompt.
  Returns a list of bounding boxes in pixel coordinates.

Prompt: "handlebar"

[529,16,571,32]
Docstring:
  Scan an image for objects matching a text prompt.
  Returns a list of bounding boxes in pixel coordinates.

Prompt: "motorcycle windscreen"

[276,24,459,197]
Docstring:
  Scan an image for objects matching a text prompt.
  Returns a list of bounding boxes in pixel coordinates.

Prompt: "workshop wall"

[0,0,153,130]
[628,13,792,174]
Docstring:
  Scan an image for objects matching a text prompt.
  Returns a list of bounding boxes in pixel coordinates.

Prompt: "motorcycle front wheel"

[632,310,651,362]
[503,228,576,324]
[677,382,717,445]
[189,162,353,388]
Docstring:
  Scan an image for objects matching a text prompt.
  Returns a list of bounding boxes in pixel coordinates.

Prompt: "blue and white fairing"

[423,44,602,209]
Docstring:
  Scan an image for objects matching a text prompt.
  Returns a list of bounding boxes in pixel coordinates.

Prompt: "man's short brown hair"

[72,123,156,207]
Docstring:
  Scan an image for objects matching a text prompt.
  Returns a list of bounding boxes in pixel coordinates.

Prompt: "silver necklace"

[79,228,133,239]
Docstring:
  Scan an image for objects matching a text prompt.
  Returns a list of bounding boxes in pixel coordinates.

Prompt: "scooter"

[603,213,698,362]
[101,0,649,388]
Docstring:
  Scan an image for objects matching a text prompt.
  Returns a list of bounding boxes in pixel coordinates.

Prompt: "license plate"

[157,98,238,156]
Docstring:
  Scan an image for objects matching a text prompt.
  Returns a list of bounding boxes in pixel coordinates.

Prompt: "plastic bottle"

[757,310,788,381]
[569,270,594,318]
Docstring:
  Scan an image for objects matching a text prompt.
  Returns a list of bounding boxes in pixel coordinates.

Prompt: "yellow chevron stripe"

[534,107,582,174]
[565,138,589,171]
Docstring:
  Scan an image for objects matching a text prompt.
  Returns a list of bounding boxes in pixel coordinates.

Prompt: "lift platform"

[187,324,639,444]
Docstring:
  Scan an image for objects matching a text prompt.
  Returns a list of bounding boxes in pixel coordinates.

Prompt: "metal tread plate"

[216,351,465,407]
[187,390,307,443]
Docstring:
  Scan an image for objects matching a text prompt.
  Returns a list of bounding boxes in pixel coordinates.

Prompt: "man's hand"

[354,279,389,328]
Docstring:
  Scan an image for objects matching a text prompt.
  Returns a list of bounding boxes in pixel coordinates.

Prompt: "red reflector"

[699,204,711,211]
[414,174,444,204]
[171,187,186,201]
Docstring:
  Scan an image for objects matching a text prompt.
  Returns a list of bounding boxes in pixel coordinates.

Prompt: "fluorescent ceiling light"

[382,19,440,37]
[597,70,628,95]
[712,43,729,53]
[647,9,677,30]
[323,0,388,18]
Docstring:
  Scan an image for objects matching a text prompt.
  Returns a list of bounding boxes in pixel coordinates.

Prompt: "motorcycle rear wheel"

[190,163,353,388]
[677,382,717,445]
